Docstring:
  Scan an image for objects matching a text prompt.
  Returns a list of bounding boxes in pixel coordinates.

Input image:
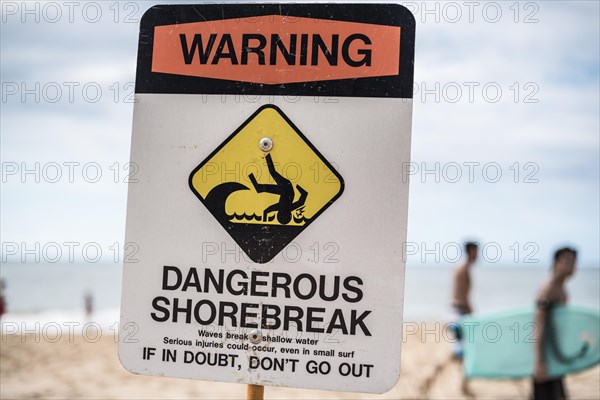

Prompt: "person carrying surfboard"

[533,247,577,400]
[449,241,479,360]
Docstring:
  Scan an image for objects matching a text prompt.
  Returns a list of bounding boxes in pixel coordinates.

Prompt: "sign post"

[120,3,415,395]
[247,384,264,400]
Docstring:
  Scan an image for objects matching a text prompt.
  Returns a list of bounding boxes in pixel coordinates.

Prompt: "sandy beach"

[1,322,598,400]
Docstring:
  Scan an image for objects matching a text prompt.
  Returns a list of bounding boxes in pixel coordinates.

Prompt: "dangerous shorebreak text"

[150,266,372,336]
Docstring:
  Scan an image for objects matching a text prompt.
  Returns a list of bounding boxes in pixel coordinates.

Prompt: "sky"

[1,1,599,268]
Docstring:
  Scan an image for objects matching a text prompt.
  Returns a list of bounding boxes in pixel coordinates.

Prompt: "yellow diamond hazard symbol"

[189,105,344,263]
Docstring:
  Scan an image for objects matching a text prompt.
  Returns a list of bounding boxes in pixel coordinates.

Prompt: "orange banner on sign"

[152,15,401,84]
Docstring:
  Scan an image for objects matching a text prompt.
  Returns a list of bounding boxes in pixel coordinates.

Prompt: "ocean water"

[1,263,598,325]
[405,265,600,320]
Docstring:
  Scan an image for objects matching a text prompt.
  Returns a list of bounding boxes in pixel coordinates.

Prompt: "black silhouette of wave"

[205,182,312,226]
[293,216,310,224]
[228,212,263,222]
[204,182,249,221]
[226,212,310,225]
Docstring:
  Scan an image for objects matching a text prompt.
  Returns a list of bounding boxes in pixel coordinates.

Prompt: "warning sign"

[189,105,344,263]
[151,15,400,84]
[120,3,415,394]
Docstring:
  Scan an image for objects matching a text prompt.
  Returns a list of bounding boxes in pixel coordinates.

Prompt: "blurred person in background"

[0,279,6,319]
[84,290,93,318]
[449,241,479,360]
[533,247,577,400]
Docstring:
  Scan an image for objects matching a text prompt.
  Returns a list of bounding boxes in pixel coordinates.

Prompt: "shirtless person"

[533,247,577,400]
[449,242,478,359]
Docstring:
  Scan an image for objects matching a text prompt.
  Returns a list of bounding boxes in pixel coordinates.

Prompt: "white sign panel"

[120,3,415,393]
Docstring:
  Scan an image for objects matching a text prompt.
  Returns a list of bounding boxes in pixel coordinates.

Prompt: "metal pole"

[247,384,264,400]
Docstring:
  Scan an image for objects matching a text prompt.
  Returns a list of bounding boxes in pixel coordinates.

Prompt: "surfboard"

[462,305,600,378]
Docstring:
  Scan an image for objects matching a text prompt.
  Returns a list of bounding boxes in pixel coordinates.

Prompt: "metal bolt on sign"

[249,328,262,344]
[259,137,273,152]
